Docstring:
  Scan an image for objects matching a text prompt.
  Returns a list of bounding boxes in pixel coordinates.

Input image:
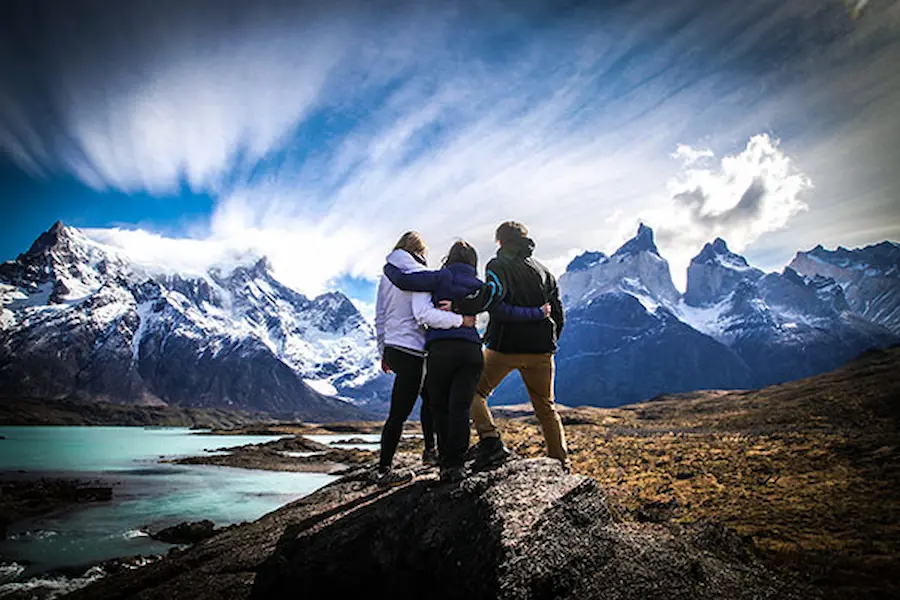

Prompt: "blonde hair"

[393,231,427,257]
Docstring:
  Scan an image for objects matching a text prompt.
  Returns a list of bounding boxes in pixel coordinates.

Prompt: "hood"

[386,249,427,272]
[498,237,535,260]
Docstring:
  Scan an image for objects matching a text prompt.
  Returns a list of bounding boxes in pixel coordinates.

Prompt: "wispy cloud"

[2,0,899,297]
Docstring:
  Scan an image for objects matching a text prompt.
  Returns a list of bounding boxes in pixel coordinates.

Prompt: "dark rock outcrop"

[0,479,113,541]
[150,520,218,545]
[70,459,810,600]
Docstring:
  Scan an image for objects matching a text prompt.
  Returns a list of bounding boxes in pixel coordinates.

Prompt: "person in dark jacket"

[453,221,569,470]
[384,240,547,482]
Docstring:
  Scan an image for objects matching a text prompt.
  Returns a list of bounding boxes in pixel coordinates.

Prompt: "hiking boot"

[439,466,466,484]
[422,448,439,466]
[376,468,414,488]
[463,441,483,462]
[471,437,512,472]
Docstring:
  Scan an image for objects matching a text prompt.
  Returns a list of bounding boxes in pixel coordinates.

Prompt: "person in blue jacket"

[383,240,549,482]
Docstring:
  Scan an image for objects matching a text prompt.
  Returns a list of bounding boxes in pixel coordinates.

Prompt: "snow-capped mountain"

[789,241,900,334]
[676,239,895,386]
[562,224,680,311]
[0,222,382,420]
[539,226,755,406]
[683,238,763,307]
[494,226,899,407]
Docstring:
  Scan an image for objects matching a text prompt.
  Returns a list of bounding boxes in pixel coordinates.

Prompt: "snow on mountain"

[0,222,379,419]
[673,238,896,385]
[562,224,680,311]
[683,238,764,307]
[789,241,900,334]
[495,225,900,408]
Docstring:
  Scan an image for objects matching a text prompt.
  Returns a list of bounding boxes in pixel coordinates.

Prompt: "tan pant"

[470,349,568,463]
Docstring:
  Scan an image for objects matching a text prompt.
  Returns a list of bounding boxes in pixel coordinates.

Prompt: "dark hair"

[443,240,478,268]
[495,221,528,246]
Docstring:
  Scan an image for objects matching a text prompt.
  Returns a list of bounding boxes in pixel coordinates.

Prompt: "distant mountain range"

[493,224,899,407]
[0,222,382,421]
[1,221,898,417]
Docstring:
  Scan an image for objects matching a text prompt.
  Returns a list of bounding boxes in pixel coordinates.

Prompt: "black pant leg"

[425,346,455,468]
[420,382,436,452]
[379,347,424,469]
[444,343,484,468]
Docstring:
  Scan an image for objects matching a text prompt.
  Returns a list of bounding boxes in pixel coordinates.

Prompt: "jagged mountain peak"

[800,239,900,269]
[566,251,608,273]
[690,238,755,270]
[21,220,79,259]
[684,238,763,307]
[613,223,659,258]
[560,224,679,311]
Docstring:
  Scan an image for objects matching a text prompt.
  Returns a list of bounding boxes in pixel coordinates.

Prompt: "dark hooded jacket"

[453,237,564,354]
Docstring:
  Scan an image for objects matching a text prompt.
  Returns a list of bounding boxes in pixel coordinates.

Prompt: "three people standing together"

[374,221,568,486]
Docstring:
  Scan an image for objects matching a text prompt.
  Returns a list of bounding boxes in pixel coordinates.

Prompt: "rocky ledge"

[69,458,812,600]
[165,434,377,473]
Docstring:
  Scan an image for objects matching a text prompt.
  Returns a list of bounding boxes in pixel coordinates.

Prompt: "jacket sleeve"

[491,302,545,321]
[384,263,441,292]
[547,271,565,338]
[411,292,464,330]
[452,259,508,314]
[374,277,388,356]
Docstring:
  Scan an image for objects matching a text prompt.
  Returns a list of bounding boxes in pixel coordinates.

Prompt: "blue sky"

[1,0,898,307]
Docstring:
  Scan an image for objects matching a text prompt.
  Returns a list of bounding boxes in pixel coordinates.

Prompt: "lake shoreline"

[0,477,116,542]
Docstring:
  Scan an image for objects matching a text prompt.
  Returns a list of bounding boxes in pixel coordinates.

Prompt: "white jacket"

[375,249,463,355]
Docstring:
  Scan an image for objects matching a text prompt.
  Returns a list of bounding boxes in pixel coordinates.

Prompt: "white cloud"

[641,134,811,289]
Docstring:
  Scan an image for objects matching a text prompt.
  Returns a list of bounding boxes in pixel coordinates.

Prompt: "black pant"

[380,346,433,469]
[420,383,436,452]
[426,340,485,469]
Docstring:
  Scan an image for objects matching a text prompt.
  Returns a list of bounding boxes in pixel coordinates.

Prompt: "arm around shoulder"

[384,263,442,292]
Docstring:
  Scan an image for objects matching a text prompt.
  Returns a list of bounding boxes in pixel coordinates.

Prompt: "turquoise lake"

[0,426,340,576]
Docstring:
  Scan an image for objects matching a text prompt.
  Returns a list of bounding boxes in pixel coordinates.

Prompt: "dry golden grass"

[494,346,900,599]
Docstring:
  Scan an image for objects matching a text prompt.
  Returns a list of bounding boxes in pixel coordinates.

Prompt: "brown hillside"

[497,345,900,599]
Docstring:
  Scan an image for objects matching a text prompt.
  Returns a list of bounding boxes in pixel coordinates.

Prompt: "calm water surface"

[0,426,338,576]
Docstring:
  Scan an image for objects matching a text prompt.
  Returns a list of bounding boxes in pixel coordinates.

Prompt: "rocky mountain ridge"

[0,222,379,420]
[494,226,898,407]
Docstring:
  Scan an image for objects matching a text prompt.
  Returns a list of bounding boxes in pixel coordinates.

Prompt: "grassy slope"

[496,346,900,599]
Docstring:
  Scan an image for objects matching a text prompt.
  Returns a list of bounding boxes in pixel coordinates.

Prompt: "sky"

[1,0,898,312]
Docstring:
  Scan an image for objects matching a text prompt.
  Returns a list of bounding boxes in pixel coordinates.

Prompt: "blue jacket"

[383,262,545,348]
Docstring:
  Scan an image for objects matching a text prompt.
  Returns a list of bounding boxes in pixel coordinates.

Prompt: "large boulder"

[250,459,806,599]
[71,459,811,600]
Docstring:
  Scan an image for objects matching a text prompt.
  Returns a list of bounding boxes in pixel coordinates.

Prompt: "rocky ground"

[0,479,113,541]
